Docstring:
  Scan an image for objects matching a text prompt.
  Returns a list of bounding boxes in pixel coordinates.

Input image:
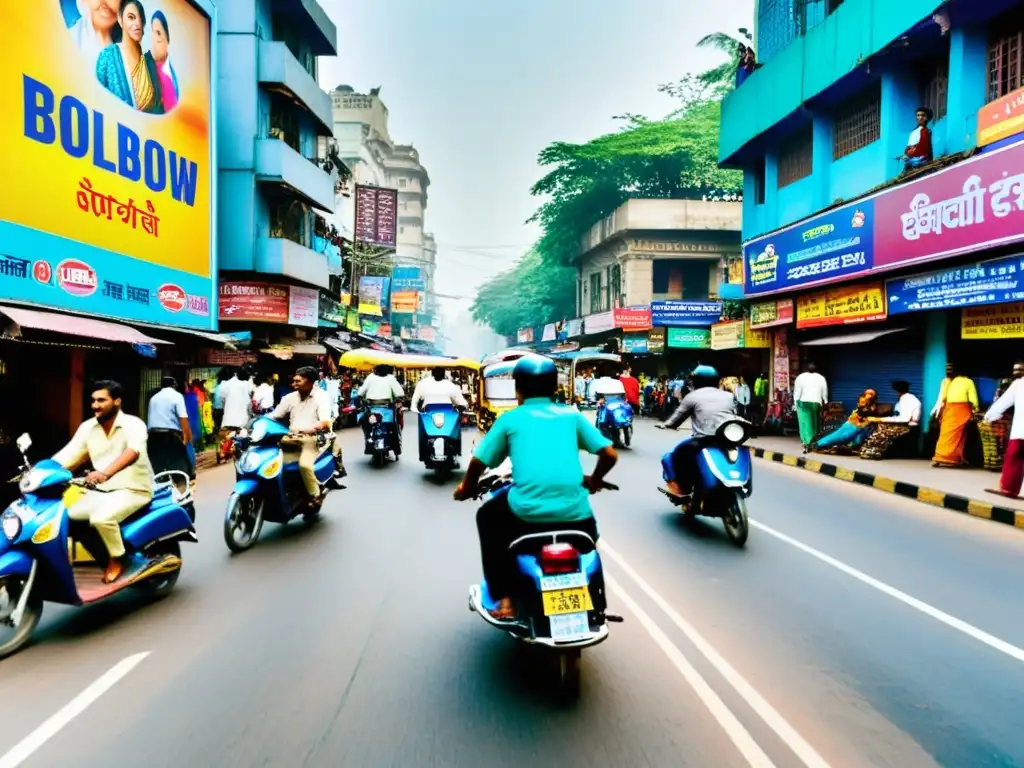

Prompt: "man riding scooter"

[411,367,468,462]
[655,365,736,497]
[358,364,405,456]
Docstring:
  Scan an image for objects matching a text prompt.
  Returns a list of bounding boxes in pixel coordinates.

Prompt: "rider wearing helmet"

[656,364,737,497]
[454,354,618,620]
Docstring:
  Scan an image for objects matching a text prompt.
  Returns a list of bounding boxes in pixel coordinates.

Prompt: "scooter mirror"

[16,433,31,453]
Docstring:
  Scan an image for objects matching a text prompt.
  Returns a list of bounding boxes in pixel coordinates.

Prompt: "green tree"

[695,28,753,92]
[470,250,577,338]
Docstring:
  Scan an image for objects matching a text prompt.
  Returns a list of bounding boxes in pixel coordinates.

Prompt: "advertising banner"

[961,302,1024,339]
[584,311,614,334]
[647,328,666,353]
[622,333,648,354]
[418,326,436,342]
[542,323,557,342]
[319,293,345,326]
[357,276,386,316]
[796,283,887,329]
[516,327,534,343]
[749,298,795,329]
[360,317,381,336]
[391,290,418,314]
[345,309,360,332]
[354,185,398,247]
[744,320,772,348]
[391,266,425,291]
[219,282,288,323]
[0,0,215,328]
[666,327,711,349]
[613,307,652,331]
[651,300,722,327]
[886,253,1024,314]
[711,321,744,350]
[287,286,318,328]
[565,317,584,338]
[978,87,1024,148]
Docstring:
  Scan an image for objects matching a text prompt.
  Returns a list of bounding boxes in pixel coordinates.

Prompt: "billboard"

[650,300,722,327]
[354,185,398,247]
[0,0,215,328]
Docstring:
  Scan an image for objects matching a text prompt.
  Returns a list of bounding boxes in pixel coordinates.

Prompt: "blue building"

[722,0,1024,423]
[217,0,342,338]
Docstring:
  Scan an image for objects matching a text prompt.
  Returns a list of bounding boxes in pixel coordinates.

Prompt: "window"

[918,54,949,122]
[607,264,622,308]
[777,126,813,189]
[399,178,408,188]
[589,273,602,314]
[832,83,881,160]
[989,9,1024,101]
[752,157,766,205]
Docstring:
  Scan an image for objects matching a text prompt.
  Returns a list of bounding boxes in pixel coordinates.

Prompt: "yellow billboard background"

[0,0,211,278]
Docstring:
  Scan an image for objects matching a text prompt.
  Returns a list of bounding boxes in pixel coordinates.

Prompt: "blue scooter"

[466,473,622,700]
[360,400,402,466]
[223,416,344,552]
[419,403,462,478]
[0,433,196,659]
[658,418,752,547]
[597,396,634,448]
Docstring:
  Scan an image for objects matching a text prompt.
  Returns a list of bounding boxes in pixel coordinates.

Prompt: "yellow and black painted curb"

[752,448,1024,529]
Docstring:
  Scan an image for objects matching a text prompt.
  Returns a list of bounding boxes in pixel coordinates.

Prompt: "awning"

[130,321,238,348]
[323,337,353,352]
[799,328,908,346]
[259,343,327,360]
[0,305,172,345]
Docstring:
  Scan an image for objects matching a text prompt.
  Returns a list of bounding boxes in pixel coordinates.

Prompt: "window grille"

[832,84,881,160]
[777,126,813,188]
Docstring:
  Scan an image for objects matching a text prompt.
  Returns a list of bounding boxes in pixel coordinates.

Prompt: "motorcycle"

[659,418,752,547]
[596,397,634,448]
[419,403,462,479]
[0,434,196,659]
[466,473,622,700]
[223,416,344,552]
[360,401,402,465]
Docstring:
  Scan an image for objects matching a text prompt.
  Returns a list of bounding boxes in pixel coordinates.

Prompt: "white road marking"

[750,520,1024,664]
[606,574,776,767]
[0,652,150,768]
[602,541,831,768]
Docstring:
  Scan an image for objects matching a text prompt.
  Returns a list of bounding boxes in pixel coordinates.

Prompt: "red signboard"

[219,282,289,323]
[354,185,399,248]
[613,307,652,331]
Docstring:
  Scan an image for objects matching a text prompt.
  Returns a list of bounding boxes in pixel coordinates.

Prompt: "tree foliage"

[695,28,753,92]
[469,250,576,338]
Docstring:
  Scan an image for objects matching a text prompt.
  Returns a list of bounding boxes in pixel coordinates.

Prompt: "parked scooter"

[360,400,402,465]
[596,397,634,448]
[223,416,344,552]
[419,403,462,478]
[0,434,196,659]
[659,418,752,546]
[466,472,622,700]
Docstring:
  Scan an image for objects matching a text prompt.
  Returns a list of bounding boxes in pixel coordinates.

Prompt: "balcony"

[258,40,332,135]
[270,0,337,55]
[256,236,329,289]
[255,138,335,212]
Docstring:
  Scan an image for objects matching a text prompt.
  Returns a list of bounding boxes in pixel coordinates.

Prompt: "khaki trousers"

[281,435,323,498]
[68,489,151,558]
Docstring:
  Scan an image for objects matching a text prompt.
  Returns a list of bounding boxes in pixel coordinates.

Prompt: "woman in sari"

[96,0,164,114]
[931,363,978,467]
[811,389,878,453]
[150,11,179,112]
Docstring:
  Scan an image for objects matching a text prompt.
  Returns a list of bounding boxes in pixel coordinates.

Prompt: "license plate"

[549,612,590,641]
[376,439,385,450]
[540,572,587,591]
[542,586,593,616]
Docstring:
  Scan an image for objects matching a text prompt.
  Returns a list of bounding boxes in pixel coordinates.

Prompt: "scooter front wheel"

[723,494,749,548]
[224,493,265,553]
[0,574,43,660]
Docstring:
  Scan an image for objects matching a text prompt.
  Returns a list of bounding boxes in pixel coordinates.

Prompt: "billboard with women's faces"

[0,0,215,328]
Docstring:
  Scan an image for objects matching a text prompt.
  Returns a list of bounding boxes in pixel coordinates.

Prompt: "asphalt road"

[2,420,1024,768]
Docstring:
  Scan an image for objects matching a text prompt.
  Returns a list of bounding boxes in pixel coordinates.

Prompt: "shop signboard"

[345,309,360,332]
[796,283,887,329]
[392,266,426,291]
[978,87,1024,148]
[773,328,791,393]
[542,323,557,341]
[744,320,771,348]
[517,327,534,343]
[584,311,615,334]
[647,328,666,354]
[651,300,722,327]
[0,0,216,329]
[613,306,652,331]
[354,185,398,247]
[357,276,387,316]
[318,293,345,326]
[711,321,744,350]
[886,253,1024,314]
[287,286,319,328]
[418,327,436,342]
[564,318,584,338]
[622,333,648,354]
[666,327,711,349]
[361,317,381,336]
[748,299,795,329]
[219,282,289,323]
[961,301,1024,339]
[391,290,419,314]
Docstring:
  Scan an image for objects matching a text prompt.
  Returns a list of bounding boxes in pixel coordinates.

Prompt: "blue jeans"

[815,422,869,450]
[662,437,699,490]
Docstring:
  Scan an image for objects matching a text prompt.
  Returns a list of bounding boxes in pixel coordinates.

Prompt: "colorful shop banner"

[584,311,615,334]
[796,283,887,329]
[710,321,743,350]
[360,317,381,336]
[564,317,584,338]
[622,333,648,354]
[666,327,711,349]
[744,320,771,348]
[651,300,722,327]
[219,282,289,324]
[318,293,346,326]
[647,328,666,354]
[744,203,873,297]
[287,286,318,328]
[542,323,557,342]
[357,276,387,316]
[978,87,1024,148]
[613,306,652,331]
[0,0,215,329]
[391,290,419,314]
[517,327,534,344]
[748,298,794,329]
[391,266,426,291]
[886,253,1024,314]
[961,302,1024,339]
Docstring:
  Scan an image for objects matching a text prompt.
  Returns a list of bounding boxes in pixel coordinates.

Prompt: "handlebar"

[470,475,618,500]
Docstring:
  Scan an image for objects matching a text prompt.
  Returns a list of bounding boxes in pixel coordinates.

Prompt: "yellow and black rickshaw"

[477,349,533,433]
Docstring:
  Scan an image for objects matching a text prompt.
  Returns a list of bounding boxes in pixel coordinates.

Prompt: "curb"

[751,447,1024,529]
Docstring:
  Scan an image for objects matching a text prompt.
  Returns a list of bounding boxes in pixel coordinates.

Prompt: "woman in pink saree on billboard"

[95,0,165,114]
[150,10,179,112]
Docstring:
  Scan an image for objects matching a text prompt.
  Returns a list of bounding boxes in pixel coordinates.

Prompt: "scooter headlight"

[239,451,264,474]
[1,510,21,542]
[431,413,446,428]
[721,422,748,445]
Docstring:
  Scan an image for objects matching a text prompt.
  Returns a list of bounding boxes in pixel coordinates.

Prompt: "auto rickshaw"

[477,350,532,433]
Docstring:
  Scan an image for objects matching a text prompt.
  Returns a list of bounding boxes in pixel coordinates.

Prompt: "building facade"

[721,0,1024,415]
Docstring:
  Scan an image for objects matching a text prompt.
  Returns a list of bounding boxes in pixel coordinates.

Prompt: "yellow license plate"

[542,586,593,616]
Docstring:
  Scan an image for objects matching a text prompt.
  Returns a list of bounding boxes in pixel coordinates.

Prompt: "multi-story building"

[721,0,1024,414]
[217,0,340,339]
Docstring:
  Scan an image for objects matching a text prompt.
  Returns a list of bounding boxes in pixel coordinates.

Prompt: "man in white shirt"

[593,365,627,430]
[735,376,752,418]
[220,371,253,431]
[412,367,469,460]
[877,381,922,426]
[147,376,194,478]
[252,373,277,414]
[359,363,406,438]
[985,362,1024,499]
[793,362,829,451]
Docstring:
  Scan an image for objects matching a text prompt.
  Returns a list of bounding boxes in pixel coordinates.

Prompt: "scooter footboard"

[123,505,195,549]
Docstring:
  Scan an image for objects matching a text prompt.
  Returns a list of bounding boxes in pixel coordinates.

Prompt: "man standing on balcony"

[901,107,934,173]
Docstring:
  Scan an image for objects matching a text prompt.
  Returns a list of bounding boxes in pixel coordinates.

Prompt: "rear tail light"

[539,543,580,574]
[368,413,380,424]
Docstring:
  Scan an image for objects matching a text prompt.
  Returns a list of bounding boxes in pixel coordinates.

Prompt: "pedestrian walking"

[985,361,1024,499]
[793,363,828,452]
[931,362,978,467]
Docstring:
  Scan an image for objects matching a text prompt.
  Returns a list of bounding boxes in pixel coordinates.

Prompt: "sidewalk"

[749,433,1024,529]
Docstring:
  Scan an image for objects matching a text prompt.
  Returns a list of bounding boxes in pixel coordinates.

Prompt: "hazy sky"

[318,0,755,315]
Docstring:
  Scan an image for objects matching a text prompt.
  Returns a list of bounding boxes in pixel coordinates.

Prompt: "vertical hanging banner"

[354,185,399,247]
[357,276,386,316]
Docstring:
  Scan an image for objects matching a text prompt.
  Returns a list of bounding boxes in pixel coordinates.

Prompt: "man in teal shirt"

[455,355,618,620]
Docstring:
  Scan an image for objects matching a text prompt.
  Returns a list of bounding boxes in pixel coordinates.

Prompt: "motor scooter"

[419,403,462,479]
[360,400,402,465]
[0,434,196,659]
[596,396,634,448]
[223,416,344,552]
[466,472,622,700]
[659,418,753,547]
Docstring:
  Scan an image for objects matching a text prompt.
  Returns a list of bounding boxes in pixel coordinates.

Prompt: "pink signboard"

[353,185,399,248]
